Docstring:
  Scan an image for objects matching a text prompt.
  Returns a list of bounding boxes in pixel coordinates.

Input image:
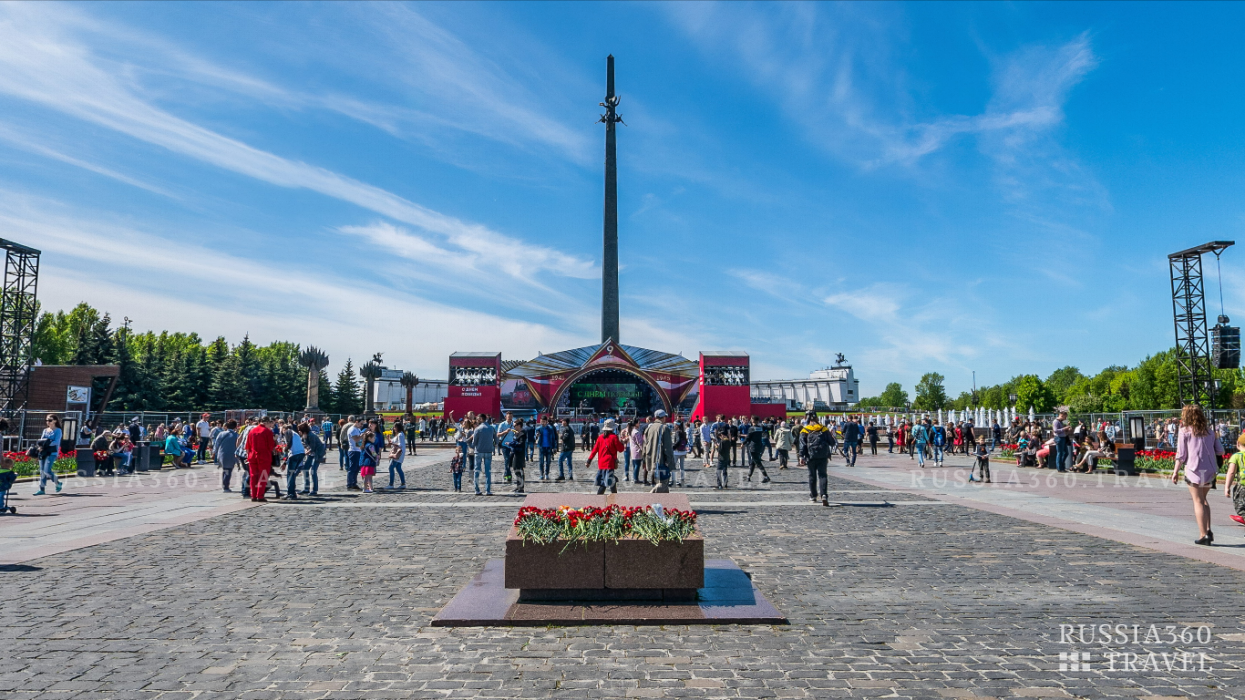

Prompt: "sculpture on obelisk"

[599,55,623,344]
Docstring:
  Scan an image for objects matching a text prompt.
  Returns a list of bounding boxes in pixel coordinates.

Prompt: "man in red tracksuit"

[246,417,277,502]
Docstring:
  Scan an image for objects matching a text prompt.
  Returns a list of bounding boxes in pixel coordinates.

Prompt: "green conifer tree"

[333,358,362,415]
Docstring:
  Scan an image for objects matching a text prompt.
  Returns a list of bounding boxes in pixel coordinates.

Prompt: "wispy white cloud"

[729,269,796,298]
[338,220,596,302]
[2,3,592,167]
[344,4,594,164]
[0,3,595,294]
[665,4,1102,198]
[823,289,902,323]
[0,122,178,199]
[0,192,584,377]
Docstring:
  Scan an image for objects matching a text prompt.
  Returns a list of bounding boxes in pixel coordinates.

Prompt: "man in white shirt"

[346,418,365,491]
[196,414,212,463]
[700,417,716,467]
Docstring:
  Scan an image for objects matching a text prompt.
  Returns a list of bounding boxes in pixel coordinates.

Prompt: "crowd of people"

[444,410,932,505]
[33,405,1245,531]
[25,402,1245,549]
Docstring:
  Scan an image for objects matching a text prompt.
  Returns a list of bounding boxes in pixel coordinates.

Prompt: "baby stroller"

[0,466,17,514]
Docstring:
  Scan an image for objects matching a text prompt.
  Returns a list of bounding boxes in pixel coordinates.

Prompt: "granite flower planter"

[504,493,704,601]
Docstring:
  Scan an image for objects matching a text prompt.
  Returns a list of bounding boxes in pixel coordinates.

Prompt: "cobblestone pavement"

[3,452,1245,699]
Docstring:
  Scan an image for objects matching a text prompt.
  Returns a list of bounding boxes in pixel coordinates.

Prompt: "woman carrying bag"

[34,414,64,495]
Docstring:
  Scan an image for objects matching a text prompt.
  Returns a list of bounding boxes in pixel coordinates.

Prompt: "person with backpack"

[799,412,833,506]
[912,419,931,468]
[930,419,947,468]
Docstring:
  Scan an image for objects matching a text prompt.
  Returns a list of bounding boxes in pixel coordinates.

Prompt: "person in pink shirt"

[1173,404,1223,545]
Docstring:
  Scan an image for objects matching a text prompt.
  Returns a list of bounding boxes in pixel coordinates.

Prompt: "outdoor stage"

[442,343,787,422]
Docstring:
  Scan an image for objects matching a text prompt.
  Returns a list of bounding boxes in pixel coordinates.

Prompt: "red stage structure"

[445,353,502,420]
[689,352,786,422]
[444,346,789,422]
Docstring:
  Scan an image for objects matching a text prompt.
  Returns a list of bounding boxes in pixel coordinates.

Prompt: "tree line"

[32,303,368,414]
[858,348,1245,413]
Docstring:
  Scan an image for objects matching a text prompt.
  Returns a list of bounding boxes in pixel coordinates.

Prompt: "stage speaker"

[1213,317,1240,369]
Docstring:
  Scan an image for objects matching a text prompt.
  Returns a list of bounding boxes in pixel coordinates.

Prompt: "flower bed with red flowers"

[999,443,1019,458]
[4,450,78,478]
[514,504,697,547]
[1136,449,1176,473]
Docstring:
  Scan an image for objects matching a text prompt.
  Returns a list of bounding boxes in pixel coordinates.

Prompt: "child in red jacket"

[586,418,625,495]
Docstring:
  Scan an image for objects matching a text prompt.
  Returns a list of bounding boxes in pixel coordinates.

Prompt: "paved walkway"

[4,454,1245,699]
[0,449,447,564]
[827,451,1245,571]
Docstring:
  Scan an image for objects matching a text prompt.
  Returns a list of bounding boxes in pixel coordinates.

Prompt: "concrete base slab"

[431,558,786,626]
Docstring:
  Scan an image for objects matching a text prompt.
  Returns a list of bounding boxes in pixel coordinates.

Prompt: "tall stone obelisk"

[599,55,622,344]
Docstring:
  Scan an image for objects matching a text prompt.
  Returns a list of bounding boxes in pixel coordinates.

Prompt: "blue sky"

[3,2,1245,397]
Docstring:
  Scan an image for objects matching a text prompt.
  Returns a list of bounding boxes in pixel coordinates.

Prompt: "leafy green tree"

[1044,366,1085,404]
[878,382,908,409]
[912,373,948,411]
[981,386,1005,409]
[948,391,972,410]
[32,304,73,364]
[1014,375,1056,413]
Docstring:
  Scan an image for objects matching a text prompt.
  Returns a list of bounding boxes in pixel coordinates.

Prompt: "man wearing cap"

[643,409,676,493]
[586,418,625,495]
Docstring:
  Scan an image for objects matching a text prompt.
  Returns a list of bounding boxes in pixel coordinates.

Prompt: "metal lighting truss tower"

[1169,241,1233,407]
